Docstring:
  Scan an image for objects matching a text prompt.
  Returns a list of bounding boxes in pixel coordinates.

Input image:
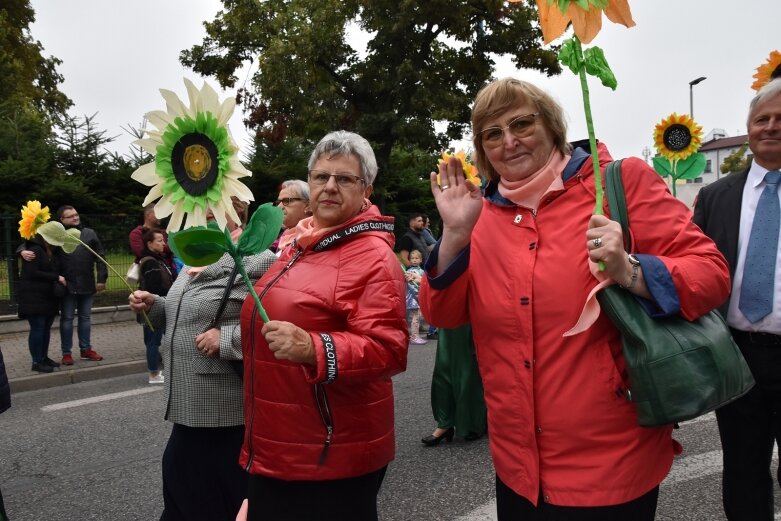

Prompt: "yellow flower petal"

[523,0,635,44]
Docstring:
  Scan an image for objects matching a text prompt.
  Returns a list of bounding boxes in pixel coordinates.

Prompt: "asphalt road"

[1,341,779,520]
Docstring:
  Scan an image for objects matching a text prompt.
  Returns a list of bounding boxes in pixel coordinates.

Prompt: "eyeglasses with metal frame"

[478,112,540,147]
[308,170,366,188]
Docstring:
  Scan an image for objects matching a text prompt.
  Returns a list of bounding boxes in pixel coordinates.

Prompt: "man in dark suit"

[693,78,781,521]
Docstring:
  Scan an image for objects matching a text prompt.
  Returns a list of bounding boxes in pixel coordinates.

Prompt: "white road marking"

[41,387,162,412]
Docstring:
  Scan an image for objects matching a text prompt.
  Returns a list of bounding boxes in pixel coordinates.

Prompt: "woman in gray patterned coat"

[130,205,277,521]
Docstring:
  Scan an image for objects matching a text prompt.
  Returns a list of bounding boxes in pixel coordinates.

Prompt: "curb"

[9,360,148,393]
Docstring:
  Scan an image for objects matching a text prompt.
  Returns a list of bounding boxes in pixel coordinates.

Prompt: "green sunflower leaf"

[62,228,82,253]
[237,203,285,256]
[590,0,609,9]
[673,153,707,180]
[37,221,70,246]
[169,227,229,267]
[558,38,582,75]
[574,0,590,10]
[652,156,673,178]
[583,46,617,90]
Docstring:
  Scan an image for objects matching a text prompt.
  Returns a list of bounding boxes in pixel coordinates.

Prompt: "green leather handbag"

[596,160,755,427]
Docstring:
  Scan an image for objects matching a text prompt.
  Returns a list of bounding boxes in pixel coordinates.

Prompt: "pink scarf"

[290,197,373,251]
[498,150,570,210]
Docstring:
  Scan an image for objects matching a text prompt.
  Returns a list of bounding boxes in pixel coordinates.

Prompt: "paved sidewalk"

[0,308,148,393]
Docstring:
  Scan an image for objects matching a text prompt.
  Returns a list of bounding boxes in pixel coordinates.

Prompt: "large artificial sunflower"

[18,200,51,239]
[752,50,781,91]
[654,113,703,162]
[131,78,253,232]
[438,150,481,187]
[510,0,635,44]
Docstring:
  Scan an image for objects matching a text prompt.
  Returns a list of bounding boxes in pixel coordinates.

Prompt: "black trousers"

[496,475,658,521]
[716,332,781,521]
[160,423,247,521]
[247,465,387,521]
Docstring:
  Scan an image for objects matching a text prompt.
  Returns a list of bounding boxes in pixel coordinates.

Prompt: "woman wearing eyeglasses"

[419,78,730,520]
[238,131,408,521]
[270,179,310,254]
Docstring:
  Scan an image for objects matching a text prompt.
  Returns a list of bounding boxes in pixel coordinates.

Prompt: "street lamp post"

[689,76,707,118]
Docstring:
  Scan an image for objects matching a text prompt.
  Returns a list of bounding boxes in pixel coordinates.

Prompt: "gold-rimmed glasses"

[478,112,540,148]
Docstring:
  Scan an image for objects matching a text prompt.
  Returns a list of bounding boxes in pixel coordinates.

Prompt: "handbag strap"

[604,160,633,253]
[206,262,241,332]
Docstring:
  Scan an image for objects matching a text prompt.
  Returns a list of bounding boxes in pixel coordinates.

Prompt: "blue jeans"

[28,315,55,364]
[143,324,164,372]
[60,293,94,353]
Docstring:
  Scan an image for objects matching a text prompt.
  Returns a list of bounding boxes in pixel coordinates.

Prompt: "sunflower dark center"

[171,133,219,196]
[663,124,692,152]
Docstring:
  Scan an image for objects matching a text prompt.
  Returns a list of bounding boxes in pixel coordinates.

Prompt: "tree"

[0,0,71,213]
[181,0,560,211]
[720,142,751,176]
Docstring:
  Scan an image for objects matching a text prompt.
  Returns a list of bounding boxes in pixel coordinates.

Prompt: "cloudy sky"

[31,0,779,163]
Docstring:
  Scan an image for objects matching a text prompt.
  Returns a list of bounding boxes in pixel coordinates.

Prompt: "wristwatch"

[622,254,641,289]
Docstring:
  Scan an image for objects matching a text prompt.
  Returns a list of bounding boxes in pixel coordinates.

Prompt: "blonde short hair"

[471,78,570,182]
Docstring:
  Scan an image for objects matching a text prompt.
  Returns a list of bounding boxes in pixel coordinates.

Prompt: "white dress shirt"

[727,162,781,334]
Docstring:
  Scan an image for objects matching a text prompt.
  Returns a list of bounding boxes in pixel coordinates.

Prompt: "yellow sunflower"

[131,78,253,232]
[654,113,703,162]
[18,200,51,240]
[510,0,635,44]
[751,50,781,92]
[438,149,481,186]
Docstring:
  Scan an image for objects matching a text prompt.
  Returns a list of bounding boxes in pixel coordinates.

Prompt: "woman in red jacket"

[420,78,730,520]
[239,131,409,521]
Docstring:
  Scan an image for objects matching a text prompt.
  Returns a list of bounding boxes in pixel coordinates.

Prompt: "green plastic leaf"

[583,46,617,90]
[558,38,582,75]
[237,203,284,256]
[169,227,229,267]
[652,156,673,177]
[573,0,589,9]
[674,153,707,180]
[37,221,70,246]
[590,0,609,9]
[62,228,82,253]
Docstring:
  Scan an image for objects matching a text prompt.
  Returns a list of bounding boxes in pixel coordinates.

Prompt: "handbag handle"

[604,160,633,253]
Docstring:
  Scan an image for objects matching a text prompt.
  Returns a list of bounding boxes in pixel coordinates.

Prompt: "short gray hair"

[280,179,310,201]
[748,78,781,126]
[307,131,378,185]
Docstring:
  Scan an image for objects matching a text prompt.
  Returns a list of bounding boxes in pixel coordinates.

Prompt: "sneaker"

[80,348,103,361]
[61,353,74,366]
[43,357,61,368]
[31,362,54,374]
[410,336,427,345]
[148,374,165,384]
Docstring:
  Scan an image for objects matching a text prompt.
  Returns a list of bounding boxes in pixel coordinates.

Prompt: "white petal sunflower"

[130,78,254,233]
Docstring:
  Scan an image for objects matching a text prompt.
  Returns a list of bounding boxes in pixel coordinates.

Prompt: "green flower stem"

[670,159,678,197]
[233,254,270,323]
[573,36,605,271]
[77,239,154,331]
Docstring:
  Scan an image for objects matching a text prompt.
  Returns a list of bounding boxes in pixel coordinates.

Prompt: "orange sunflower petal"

[567,3,603,45]
[534,0,571,44]
[751,50,781,91]
[603,0,635,29]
